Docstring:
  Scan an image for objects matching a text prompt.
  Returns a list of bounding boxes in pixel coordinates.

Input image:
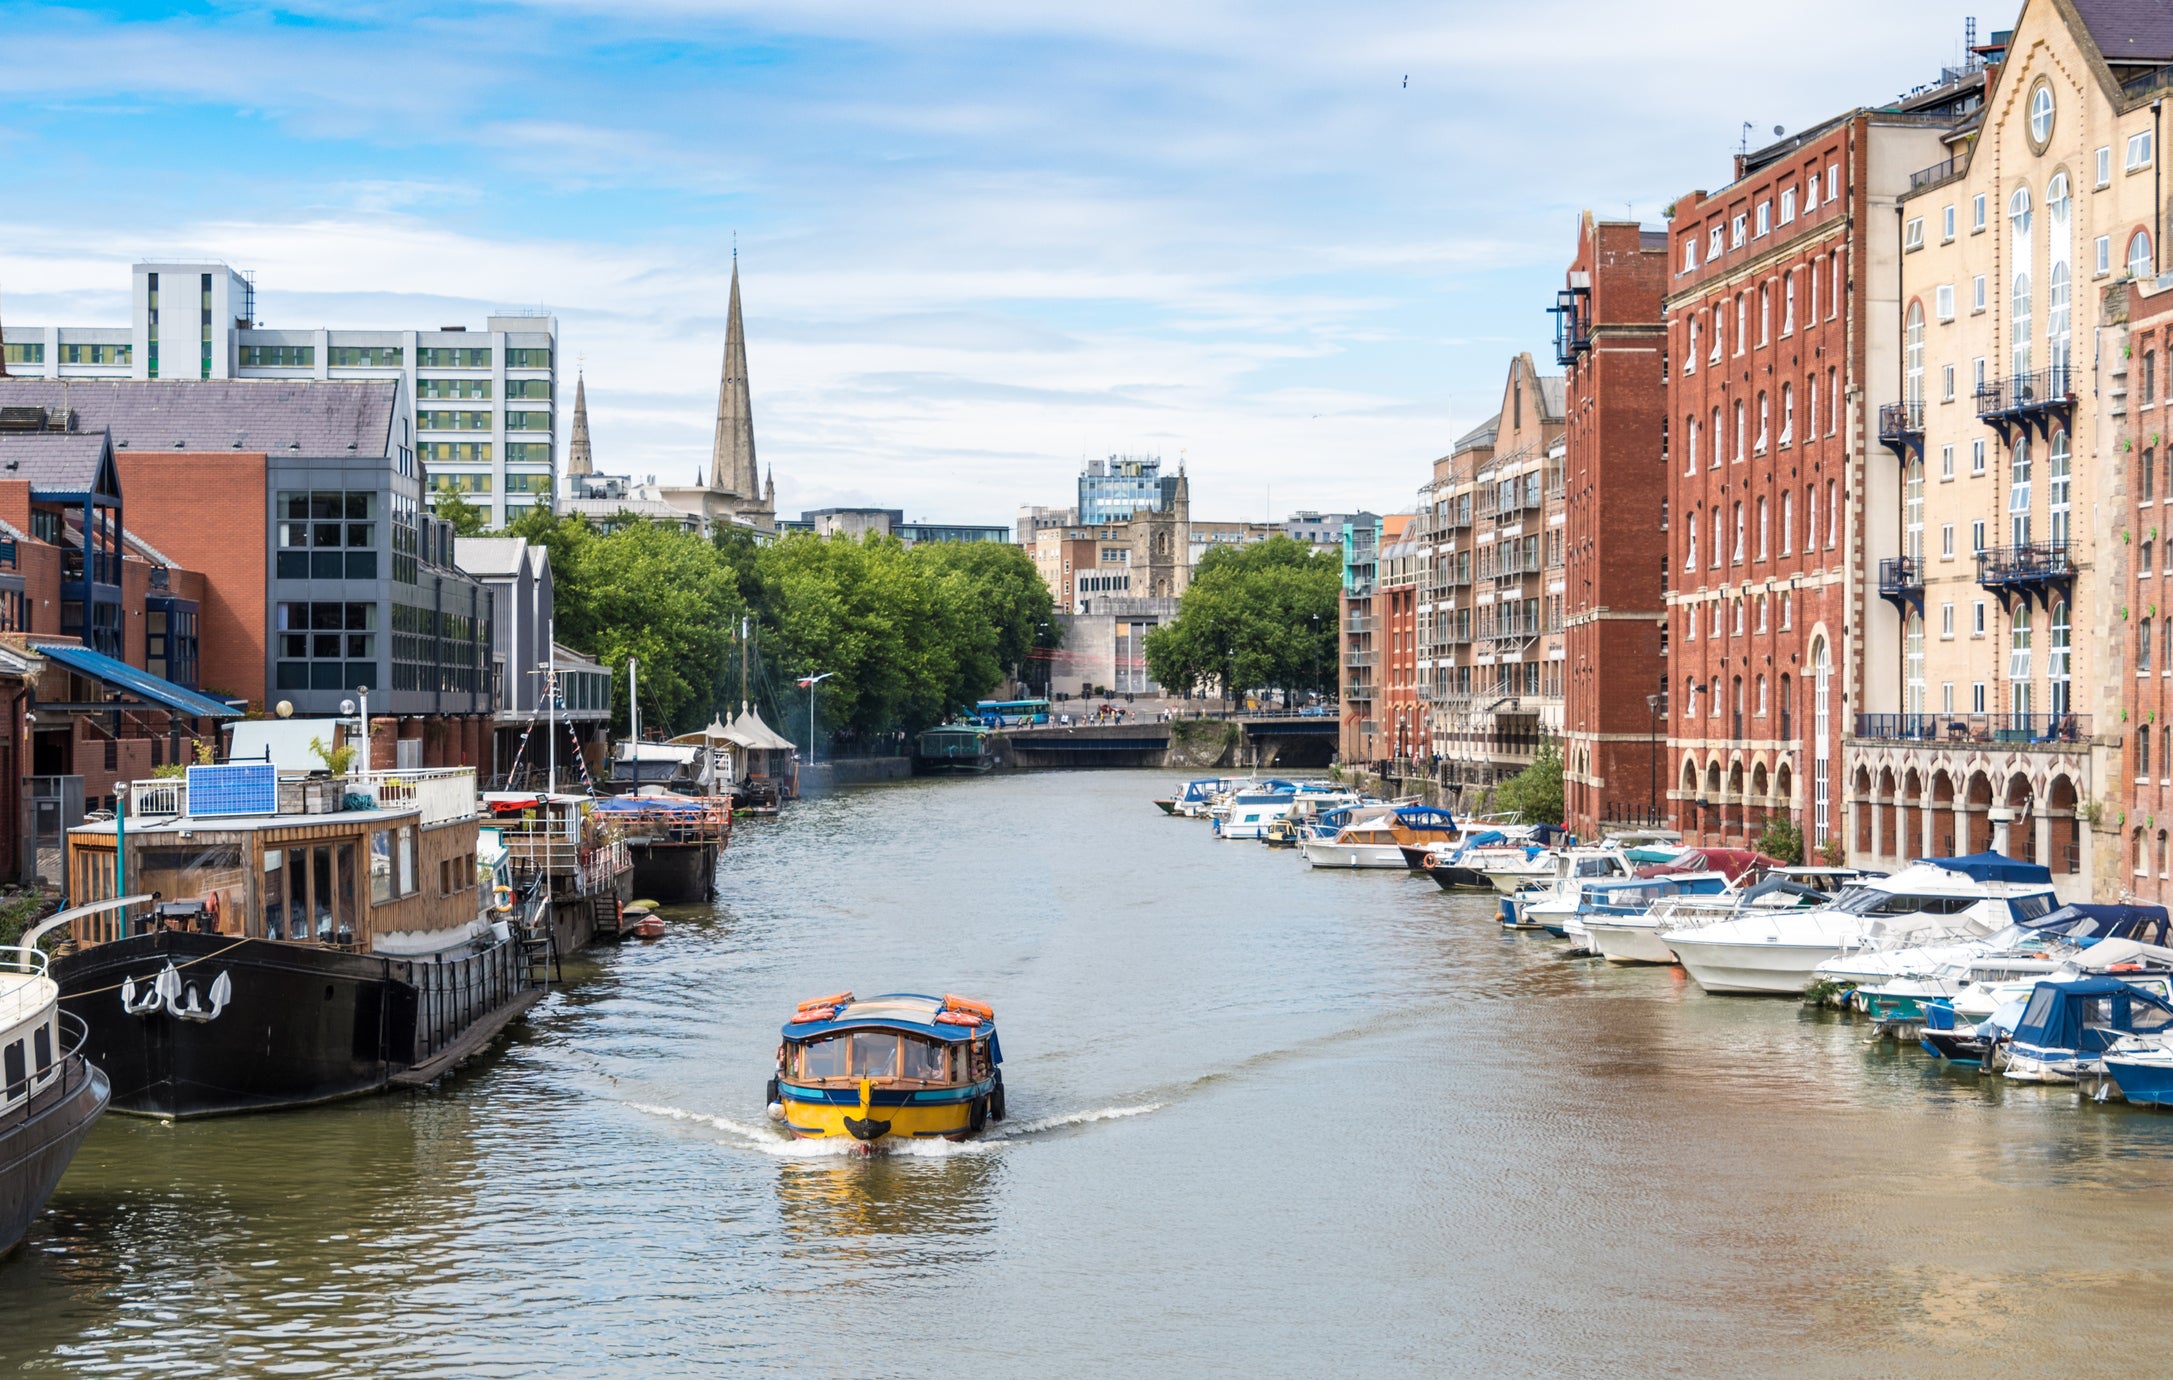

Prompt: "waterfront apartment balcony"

[1877,555,1924,616]
[1345,615,1375,635]
[1345,650,1377,668]
[1876,400,1924,461]
[1550,284,1591,367]
[1853,712,2090,749]
[1907,154,1963,192]
[1974,366,2074,443]
[1975,540,2075,611]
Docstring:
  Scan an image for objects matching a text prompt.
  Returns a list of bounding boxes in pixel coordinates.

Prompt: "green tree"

[1144,535,1340,701]
[1496,740,1565,826]
[1756,815,1805,865]
[432,490,490,536]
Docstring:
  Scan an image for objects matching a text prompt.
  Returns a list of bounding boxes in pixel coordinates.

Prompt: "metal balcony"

[1975,540,2075,611]
[1876,401,1924,461]
[1974,366,2074,443]
[1853,712,2090,748]
[1550,285,1591,367]
[1877,555,1924,616]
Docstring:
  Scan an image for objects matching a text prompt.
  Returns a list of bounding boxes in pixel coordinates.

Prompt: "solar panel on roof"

[186,763,278,818]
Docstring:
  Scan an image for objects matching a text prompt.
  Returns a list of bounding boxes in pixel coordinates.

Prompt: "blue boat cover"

[1920,850,2053,885]
[1394,805,1458,828]
[594,795,712,814]
[1531,823,1568,845]
[2012,975,2173,1053]
[33,641,240,719]
[1464,830,1506,848]
[2025,902,2173,946]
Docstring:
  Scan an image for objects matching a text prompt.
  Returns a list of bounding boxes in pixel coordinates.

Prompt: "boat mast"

[629,655,640,747]
[740,616,750,715]
[545,616,557,795]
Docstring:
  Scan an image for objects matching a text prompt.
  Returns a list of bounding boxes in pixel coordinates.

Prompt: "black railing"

[1853,712,2090,745]
[1878,555,1923,596]
[1976,540,2074,588]
[1908,156,1960,190]
[1975,366,2074,420]
[60,551,121,586]
[1877,400,1924,445]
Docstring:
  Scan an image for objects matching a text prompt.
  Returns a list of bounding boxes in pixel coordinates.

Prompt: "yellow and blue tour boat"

[767,992,1005,1145]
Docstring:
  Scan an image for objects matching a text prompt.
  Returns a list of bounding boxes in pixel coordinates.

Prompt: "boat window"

[797,1037,848,1080]
[2,1041,21,1098]
[2020,987,2059,1032]
[1831,887,1900,915]
[264,849,291,940]
[2126,999,2173,1036]
[899,1039,949,1082]
[33,1023,51,1075]
[2009,894,2054,921]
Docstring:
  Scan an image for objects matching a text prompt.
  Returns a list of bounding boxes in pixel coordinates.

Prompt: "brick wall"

[1562,215,1670,836]
[115,453,268,708]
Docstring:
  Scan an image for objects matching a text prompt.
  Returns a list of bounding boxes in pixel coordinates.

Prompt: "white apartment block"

[2,262,558,528]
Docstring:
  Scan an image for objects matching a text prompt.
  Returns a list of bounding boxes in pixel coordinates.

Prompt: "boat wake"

[628,1099,1162,1157]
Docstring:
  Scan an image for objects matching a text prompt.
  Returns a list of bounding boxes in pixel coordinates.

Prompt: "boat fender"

[203,891,221,928]
[798,990,854,1011]
[934,1010,983,1027]
[766,1076,780,1106]
[990,1070,1006,1121]
[767,1102,785,1121]
[943,994,995,1019]
[1422,851,1441,870]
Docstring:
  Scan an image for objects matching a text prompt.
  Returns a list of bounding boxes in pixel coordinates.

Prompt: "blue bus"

[975,698,1051,727]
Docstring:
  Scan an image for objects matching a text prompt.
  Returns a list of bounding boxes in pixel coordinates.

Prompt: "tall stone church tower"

[659,256,777,529]
[566,373,593,478]
[1131,467,1190,599]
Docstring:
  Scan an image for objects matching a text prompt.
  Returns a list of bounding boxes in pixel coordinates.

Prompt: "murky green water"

[8,769,2173,1375]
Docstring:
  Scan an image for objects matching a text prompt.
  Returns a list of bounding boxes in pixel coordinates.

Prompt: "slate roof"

[453,536,530,579]
[1452,416,1499,454]
[0,431,114,494]
[2076,0,2173,62]
[1537,376,1567,421]
[0,380,397,457]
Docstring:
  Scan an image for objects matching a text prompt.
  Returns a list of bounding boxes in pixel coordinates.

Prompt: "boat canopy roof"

[1393,805,1458,828]
[1636,848,1777,883]
[2013,975,2173,1050]
[781,992,997,1044]
[593,794,713,816]
[2027,902,2173,945]
[1921,851,2053,885]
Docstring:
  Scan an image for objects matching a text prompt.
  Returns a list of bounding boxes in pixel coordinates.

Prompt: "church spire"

[708,256,757,495]
[567,372,593,477]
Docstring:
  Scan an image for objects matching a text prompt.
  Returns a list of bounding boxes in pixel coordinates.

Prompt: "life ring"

[1422,851,1441,870]
[934,1010,983,1027]
[493,884,514,909]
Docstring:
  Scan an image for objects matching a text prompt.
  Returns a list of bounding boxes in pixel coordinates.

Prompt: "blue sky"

[0,1,1990,525]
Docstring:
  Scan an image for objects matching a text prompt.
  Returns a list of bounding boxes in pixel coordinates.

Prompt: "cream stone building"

[1849,0,2173,899]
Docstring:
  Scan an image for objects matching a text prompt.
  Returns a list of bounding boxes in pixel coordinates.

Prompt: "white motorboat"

[1301,804,1460,869]
[1216,786,1299,840]
[1662,853,2058,996]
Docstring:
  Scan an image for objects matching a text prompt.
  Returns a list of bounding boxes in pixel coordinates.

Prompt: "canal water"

[9,769,2173,1375]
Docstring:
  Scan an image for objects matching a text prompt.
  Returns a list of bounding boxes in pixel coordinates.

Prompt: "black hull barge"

[56,765,543,1119]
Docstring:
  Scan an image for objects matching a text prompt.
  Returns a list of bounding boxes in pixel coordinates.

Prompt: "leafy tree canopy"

[1496,741,1565,827]
[1143,535,1340,700]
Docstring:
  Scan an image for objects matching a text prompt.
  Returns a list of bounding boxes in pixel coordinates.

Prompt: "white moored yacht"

[1661,853,2057,996]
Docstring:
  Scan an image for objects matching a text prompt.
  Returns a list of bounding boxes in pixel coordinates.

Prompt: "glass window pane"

[848,1031,898,1076]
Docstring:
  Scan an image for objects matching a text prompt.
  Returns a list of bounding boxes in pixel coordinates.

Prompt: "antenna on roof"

[1740,121,1753,155]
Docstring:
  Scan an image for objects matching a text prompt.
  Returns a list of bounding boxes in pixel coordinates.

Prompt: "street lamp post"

[1645,692,1660,827]
[797,672,835,766]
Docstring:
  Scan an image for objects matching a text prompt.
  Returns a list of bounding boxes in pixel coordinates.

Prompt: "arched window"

[1734,293,1747,354]
[1755,392,1769,452]
[1828,365,1840,432]
[1733,598,1745,635]
[1779,674,1794,737]
[2136,827,2149,877]
[1757,496,1769,559]
[2049,601,2070,715]
[2159,830,2168,878]
[1710,506,1722,568]
[2049,429,2071,546]
[1733,502,1745,562]
[1906,612,1926,714]
[1686,317,1700,372]
[2010,435,2033,547]
[2132,230,2155,281]
[1783,271,1796,334]
[1759,283,1770,344]
[1781,489,1795,554]
[1905,300,1925,405]
[2010,186,2034,379]
[1805,483,1818,550]
[1812,637,1832,840]
[1734,400,1746,460]
[1757,674,1769,716]
[2046,173,2071,379]
[1685,514,1698,570]
[1757,593,1768,631]
[1684,678,1698,720]
[1710,308,1724,364]
[1686,417,1698,474]
[2137,616,2151,674]
[1780,383,1794,444]
[1710,677,1722,717]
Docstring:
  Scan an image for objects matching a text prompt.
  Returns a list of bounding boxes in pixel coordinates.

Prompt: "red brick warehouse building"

[1663,104,1955,853]
[1555,214,1670,837]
